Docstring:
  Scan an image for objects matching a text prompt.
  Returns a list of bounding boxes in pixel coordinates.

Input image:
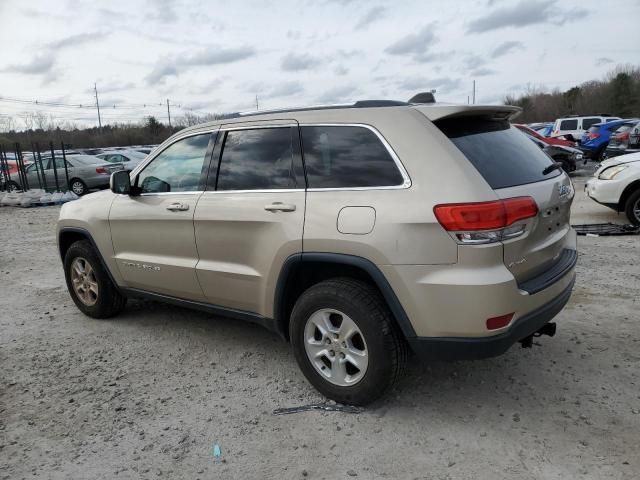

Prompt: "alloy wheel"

[303,308,368,386]
[70,257,99,306]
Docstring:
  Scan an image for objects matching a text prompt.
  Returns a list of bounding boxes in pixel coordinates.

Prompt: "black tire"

[64,240,126,318]
[7,180,20,192]
[595,144,607,162]
[290,278,407,405]
[70,178,88,196]
[624,189,640,226]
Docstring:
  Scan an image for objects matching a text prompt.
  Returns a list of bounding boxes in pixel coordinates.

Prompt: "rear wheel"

[64,240,126,318]
[595,145,607,162]
[624,189,640,226]
[70,179,87,196]
[290,278,407,405]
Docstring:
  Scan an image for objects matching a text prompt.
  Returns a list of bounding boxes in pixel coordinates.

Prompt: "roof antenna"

[408,90,436,104]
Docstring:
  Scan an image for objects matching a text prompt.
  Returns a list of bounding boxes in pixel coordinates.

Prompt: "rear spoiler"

[414,104,522,122]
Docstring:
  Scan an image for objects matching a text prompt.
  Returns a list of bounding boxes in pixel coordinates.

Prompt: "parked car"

[579,119,636,161]
[585,152,640,225]
[22,154,125,195]
[551,115,620,142]
[57,98,576,405]
[605,120,640,158]
[519,128,583,172]
[515,124,576,147]
[529,122,553,137]
[96,150,148,171]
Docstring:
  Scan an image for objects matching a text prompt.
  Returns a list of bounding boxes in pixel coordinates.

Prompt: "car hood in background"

[599,152,640,168]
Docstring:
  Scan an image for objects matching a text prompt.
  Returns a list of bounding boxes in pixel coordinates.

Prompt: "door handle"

[166,202,189,211]
[264,202,296,212]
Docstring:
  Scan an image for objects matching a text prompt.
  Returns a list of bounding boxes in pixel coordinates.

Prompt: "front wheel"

[64,240,126,318]
[290,278,407,405]
[624,190,640,226]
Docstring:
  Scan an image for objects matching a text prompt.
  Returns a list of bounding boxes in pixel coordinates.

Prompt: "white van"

[552,115,620,142]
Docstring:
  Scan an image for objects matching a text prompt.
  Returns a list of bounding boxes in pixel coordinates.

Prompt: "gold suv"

[58,99,577,405]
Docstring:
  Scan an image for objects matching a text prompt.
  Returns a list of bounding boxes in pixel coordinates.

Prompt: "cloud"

[4,53,55,74]
[413,50,455,64]
[269,81,304,97]
[317,85,357,103]
[280,52,322,71]
[398,76,462,93]
[467,0,589,33]
[385,24,437,58]
[596,57,614,66]
[355,6,386,30]
[470,67,496,77]
[149,0,178,23]
[86,81,136,94]
[49,32,109,50]
[334,65,349,76]
[146,46,255,84]
[490,41,523,58]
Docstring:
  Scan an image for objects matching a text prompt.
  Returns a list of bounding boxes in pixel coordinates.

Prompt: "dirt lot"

[1,165,639,480]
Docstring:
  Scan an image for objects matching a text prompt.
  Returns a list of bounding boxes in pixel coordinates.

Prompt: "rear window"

[559,119,578,130]
[581,118,600,130]
[436,117,560,189]
[614,124,633,134]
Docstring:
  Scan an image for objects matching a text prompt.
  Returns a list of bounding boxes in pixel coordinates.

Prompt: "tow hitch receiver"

[520,322,557,348]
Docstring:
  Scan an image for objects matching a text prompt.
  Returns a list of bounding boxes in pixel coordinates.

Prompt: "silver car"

[96,150,148,171]
[22,154,124,195]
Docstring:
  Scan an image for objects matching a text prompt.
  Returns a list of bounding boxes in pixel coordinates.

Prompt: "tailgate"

[494,176,574,284]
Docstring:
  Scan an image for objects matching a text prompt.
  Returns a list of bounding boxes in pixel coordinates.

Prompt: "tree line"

[504,65,640,124]
[0,112,233,150]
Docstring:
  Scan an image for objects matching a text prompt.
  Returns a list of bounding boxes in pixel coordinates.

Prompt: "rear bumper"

[408,276,575,361]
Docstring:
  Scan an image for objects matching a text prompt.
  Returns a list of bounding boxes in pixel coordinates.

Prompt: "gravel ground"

[1,164,639,480]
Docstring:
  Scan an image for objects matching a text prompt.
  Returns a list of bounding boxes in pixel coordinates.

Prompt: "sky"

[0,0,638,129]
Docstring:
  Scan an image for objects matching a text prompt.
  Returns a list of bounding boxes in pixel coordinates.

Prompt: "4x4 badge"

[558,184,571,197]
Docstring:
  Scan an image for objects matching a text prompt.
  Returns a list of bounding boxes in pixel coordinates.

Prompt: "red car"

[514,124,576,147]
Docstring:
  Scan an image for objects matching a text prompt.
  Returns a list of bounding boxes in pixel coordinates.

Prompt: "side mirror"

[110,170,131,194]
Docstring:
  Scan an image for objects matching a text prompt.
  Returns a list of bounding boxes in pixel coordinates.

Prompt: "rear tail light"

[486,313,514,330]
[616,132,630,141]
[434,197,538,244]
[96,167,108,174]
[587,133,600,140]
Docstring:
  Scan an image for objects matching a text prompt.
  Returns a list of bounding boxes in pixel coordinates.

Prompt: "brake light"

[587,133,600,140]
[96,167,108,174]
[434,197,538,231]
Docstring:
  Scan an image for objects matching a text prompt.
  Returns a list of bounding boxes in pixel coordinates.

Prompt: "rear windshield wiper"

[542,162,563,176]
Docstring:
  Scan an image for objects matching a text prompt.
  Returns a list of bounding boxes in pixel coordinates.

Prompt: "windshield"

[436,116,560,189]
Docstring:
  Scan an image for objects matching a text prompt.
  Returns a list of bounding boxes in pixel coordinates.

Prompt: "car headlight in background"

[598,164,628,180]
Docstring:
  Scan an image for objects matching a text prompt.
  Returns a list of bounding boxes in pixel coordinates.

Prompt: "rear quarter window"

[300,125,405,188]
[435,117,560,189]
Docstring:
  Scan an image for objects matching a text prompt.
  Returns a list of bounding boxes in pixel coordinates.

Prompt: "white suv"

[552,115,620,142]
[585,152,640,225]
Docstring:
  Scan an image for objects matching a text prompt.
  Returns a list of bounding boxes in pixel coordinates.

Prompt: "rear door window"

[435,117,560,189]
[559,119,578,130]
[581,118,600,130]
[216,127,301,191]
[300,125,404,188]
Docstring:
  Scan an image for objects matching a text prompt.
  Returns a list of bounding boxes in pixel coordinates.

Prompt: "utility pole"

[166,99,172,127]
[94,83,102,131]
[255,94,259,111]
[472,80,476,105]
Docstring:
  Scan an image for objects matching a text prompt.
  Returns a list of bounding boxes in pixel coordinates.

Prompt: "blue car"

[580,119,635,161]
[529,122,553,137]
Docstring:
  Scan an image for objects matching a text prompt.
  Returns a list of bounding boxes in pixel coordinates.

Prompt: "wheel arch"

[273,253,416,342]
[619,180,640,212]
[58,227,121,289]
